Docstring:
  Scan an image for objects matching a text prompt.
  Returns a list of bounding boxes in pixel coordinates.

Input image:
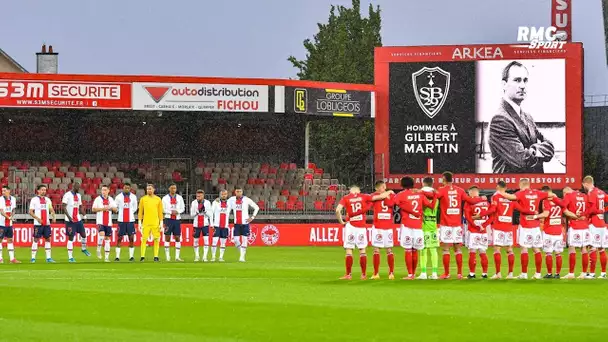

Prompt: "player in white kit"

[227,187,259,262]
[191,189,212,262]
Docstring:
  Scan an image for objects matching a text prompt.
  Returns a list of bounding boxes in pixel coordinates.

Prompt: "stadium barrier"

[7,224,525,247]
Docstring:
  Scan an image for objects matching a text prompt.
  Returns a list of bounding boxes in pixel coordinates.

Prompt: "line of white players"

[0,183,260,263]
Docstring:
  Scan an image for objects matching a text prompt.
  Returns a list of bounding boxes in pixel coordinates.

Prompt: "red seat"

[81,161,91,167]
[281,189,289,196]
[286,201,296,210]
[314,201,324,210]
[295,201,304,210]
[289,163,297,170]
[204,172,212,181]
[55,171,65,178]
[218,178,227,185]
[42,177,52,184]
[93,177,102,185]
[75,172,85,178]
[256,201,266,210]
[324,201,335,210]
[328,184,338,191]
[326,196,336,203]
[314,168,323,174]
[288,195,298,202]
[255,179,265,185]
[307,163,316,170]
[247,178,256,185]
[111,177,121,184]
[299,189,309,196]
[280,163,289,170]
[268,167,278,174]
[275,201,286,210]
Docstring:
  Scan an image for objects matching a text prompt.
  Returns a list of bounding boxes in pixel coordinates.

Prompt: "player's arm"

[110,198,118,213]
[422,194,436,209]
[463,203,475,226]
[132,195,138,215]
[335,203,346,225]
[0,203,8,220]
[190,201,197,217]
[247,198,260,223]
[370,191,392,202]
[92,198,105,213]
[62,195,73,222]
[475,203,496,218]
[137,198,144,227]
[157,198,164,223]
[161,197,171,215]
[462,190,485,205]
[204,201,213,221]
[512,201,535,215]
[498,190,518,202]
[177,196,186,214]
[586,193,599,216]
[49,201,57,223]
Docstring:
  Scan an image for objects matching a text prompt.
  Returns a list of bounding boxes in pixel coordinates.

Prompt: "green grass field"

[1,247,607,341]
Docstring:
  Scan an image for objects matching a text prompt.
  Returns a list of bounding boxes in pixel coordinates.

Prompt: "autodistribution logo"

[143,85,261,103]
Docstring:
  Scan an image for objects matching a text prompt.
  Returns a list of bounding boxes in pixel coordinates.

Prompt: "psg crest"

[411,66,451,119]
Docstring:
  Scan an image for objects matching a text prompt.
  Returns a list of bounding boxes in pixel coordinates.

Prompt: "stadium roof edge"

[0,72,375,91]
[0,48,28,73]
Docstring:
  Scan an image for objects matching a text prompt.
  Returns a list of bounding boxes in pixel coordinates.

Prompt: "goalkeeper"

[138,184,164,262]
[419,177,440,280]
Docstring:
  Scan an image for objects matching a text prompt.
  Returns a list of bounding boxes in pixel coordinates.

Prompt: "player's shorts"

[193,226,210,238]
[97,225,112,236]
[343,223,367,249]
[492,229,514,247]
[399,226,424,250]
[543,233,564,253]
[0,226,14,239]
[163,219,181,236]
[371,227,394,248]
[66,221,86,238]
[567,228,591,248]
[33,225,52,239]
[439,225,464,244]
[233,224,250,237]
[213,227,229,239]
[517,227,543,248]
[423,229,440,248]
[142,224,161,239]
[589,225,608,248]
[467,232,489,251]
[118,222,136,236]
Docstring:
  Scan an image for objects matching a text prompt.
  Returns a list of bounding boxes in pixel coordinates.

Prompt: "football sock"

[104,240,110,260]
[508,252,515,273]
[534,252,542,273]
[67,240,73,259]
[468,251,476,274]
[582,251,589,273]
[345,255,353,275]
[420,248,428,273]
[480,252,488,274]
[406,250,413,275]
[164,241,170,260]
[600,250,607,273]
[373,252,380,275]
[430,248,438,274]
[494,252,501,274]
[219,246,226,259]
[412,250,418,275]
[455,251,463,275]
[97,236,103,252]
[140,240,147,258]
[359,253,367,276]
[556,254,563,274]
[590,250,597,274]
[442,251,450,275]
[45,242,51,259]
[568,252,576,274]
[81,236,87,250]
[387,252,395,274]
[0,243,3,259]
[115,247,121,259]
[175,241,181,259]
[546,254,553,274]
[521,252,529,273]
[8,243,14,260]
[193,239,200,259]
[240,238,248,260]
[31,241,38,259]
[153,237,160,258]
[129,247,135,258]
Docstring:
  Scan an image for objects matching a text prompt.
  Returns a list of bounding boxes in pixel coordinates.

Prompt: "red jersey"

[515,189,548,228]
[464,198,490,233]
[371,192,395,229]
[587,187,606,228]
[394,189,433,229]
[435,185,481,227]
[338,193,372,228]
[541,198,564,235]
[561,191,589,230]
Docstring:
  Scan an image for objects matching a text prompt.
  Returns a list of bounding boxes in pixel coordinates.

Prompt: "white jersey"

[162,194,186,220]
[29,196,52,226]
[0,195,17,227]
[115,192,138,222]
[227,196,259,225]
[92,196,117,226]
[62,191,82,222]
[190,199,212,227]
[211,199,231,228]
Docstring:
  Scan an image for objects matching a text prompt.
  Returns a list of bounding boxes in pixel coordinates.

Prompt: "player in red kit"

[463,186,490,279]
[335,185,391,280]
[582,176,607,279]
[475,181,534,279]
[369,180,397,280]
[435,172,484,280]
[393,177,435,280]
[503,178,551,280]
[540,186,566,278]
[558,187,592,279]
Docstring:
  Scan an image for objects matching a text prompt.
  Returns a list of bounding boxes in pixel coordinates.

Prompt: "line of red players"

[335,172,607,280]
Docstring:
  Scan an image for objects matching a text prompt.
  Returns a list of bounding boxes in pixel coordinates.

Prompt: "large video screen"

[375,44,583,189]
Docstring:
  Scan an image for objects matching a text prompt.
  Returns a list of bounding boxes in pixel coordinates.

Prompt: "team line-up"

[0,183,259,263]
[335,172,608,280]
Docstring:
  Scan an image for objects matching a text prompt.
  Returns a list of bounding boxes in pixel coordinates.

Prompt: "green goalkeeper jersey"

[422,200,439,232]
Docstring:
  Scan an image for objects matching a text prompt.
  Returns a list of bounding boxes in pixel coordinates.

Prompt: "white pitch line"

[0,276,305,281]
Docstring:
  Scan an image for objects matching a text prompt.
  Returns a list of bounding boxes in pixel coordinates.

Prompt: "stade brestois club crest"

[411,67,451,119]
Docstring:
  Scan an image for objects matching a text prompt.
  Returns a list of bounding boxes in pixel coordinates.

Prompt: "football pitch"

[1,247,607,341]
